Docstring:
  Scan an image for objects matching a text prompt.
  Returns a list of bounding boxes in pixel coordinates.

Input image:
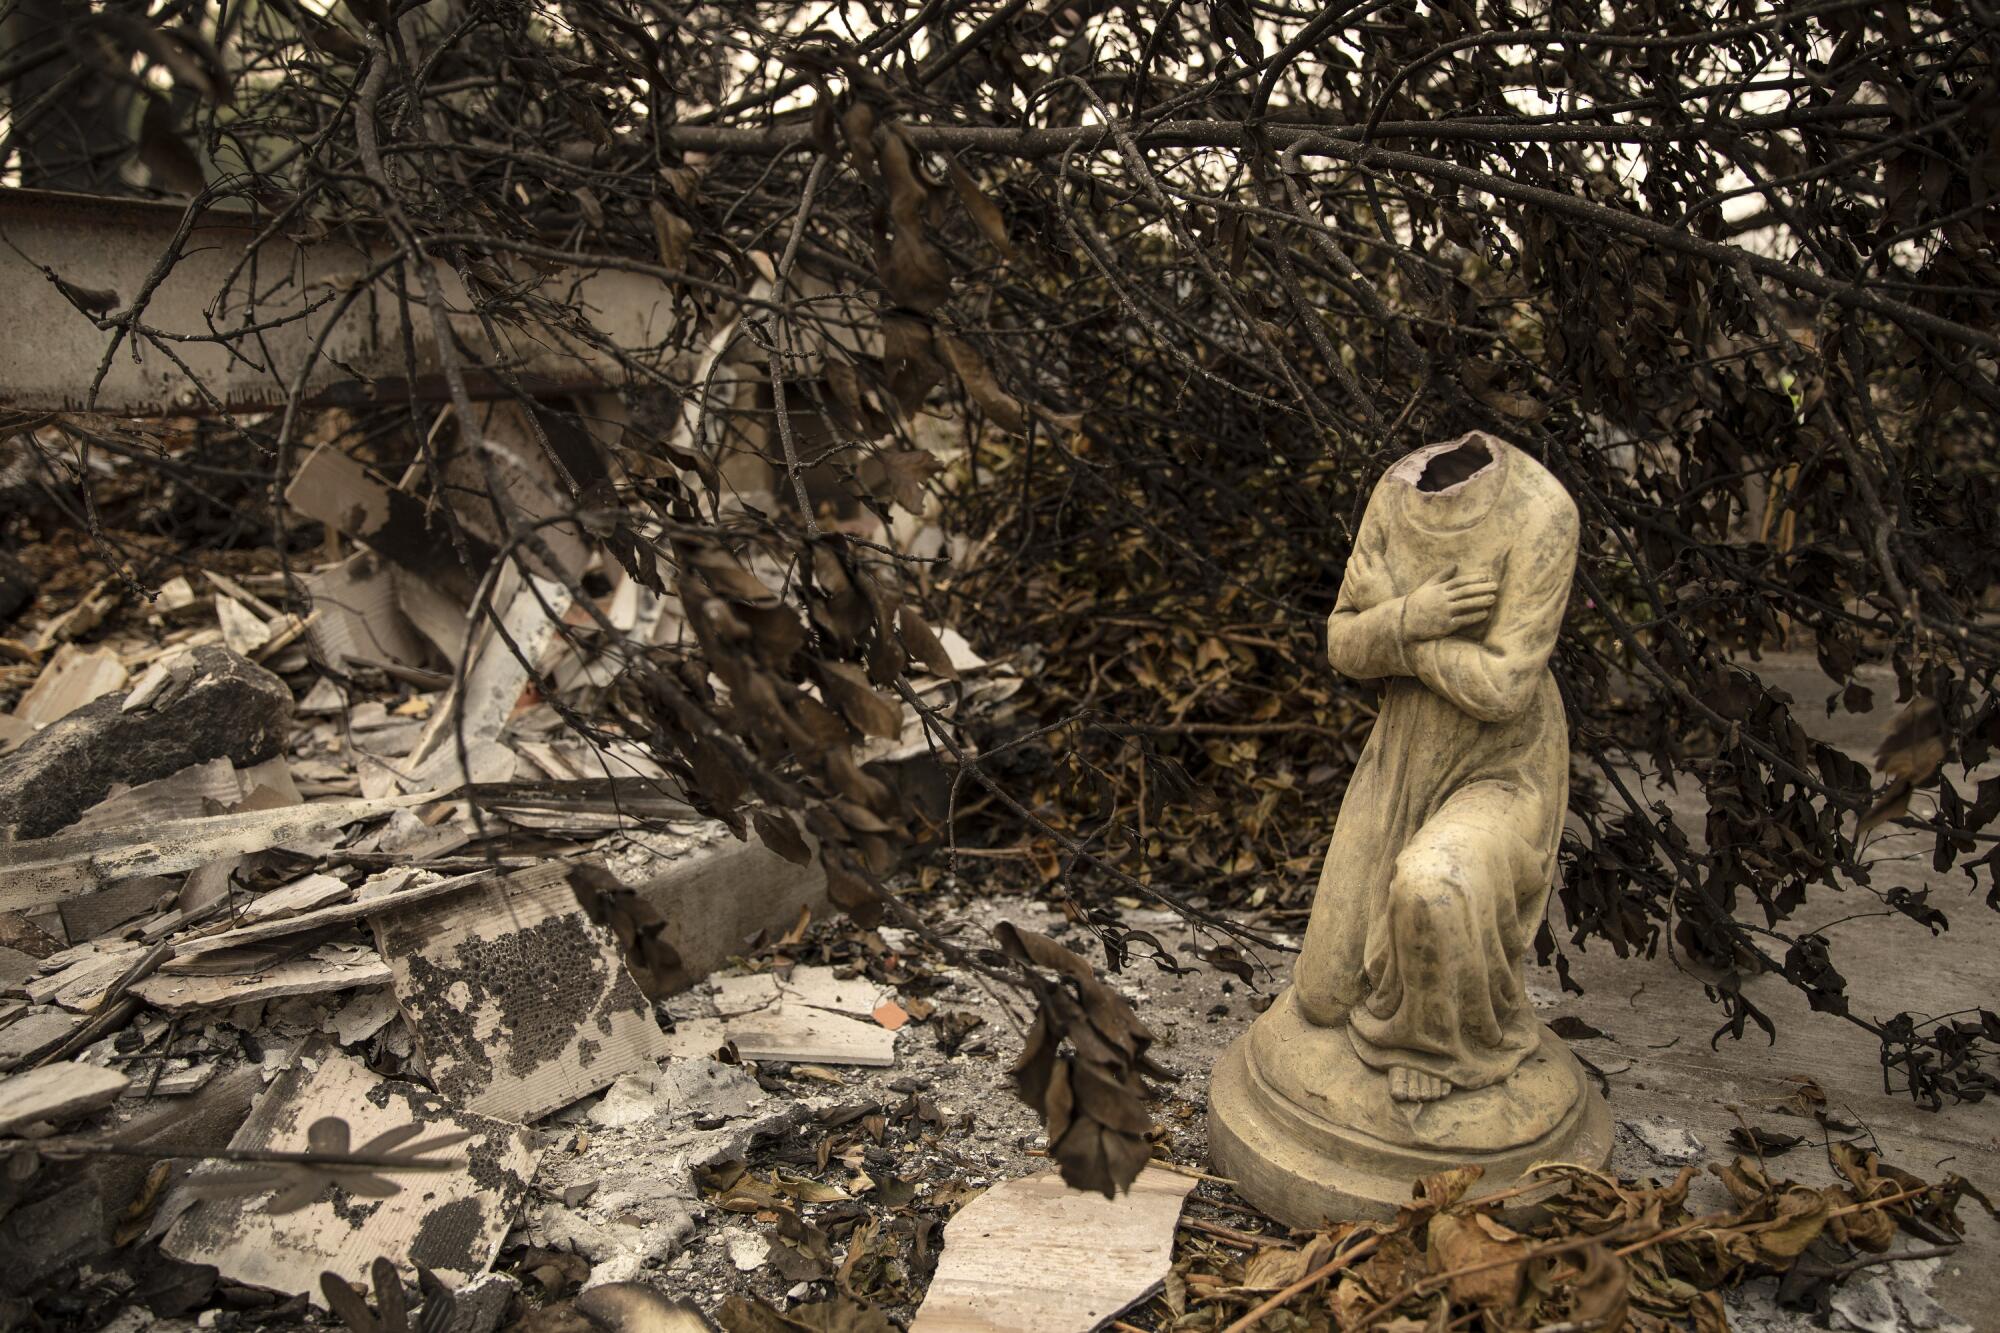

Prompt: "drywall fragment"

[371,865,669,1122]
[403,573,574,792]
[215,596,273,657]
[0,645,292,840]
[0,1060,130,1132]
[911,1166,1198,1333]
[164,1049,537,1301]
[57,876,174,941]
[698,968,896,1066]
[776,966,886,1018]
[298,551,429,672]
[0,1009,80,1071]
[326,987,400,1046]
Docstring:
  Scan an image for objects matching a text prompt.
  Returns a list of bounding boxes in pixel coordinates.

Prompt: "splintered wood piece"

[166,863,564,962]
[130,949,392,1012]
[236,872,352,924]
[13,644,128,729]
[725,1005,897,1067]
[0,793,437,912]
[370,866,668,1122]
[911,1166,1198,1333]
[164,1049,537,1302]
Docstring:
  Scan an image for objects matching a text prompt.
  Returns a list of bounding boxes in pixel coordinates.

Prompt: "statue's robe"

[1293,433,1578,1092]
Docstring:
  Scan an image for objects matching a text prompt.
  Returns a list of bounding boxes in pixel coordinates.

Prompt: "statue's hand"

[1402,566,1498,640]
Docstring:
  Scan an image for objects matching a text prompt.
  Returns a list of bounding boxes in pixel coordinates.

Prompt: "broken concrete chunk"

[0,645,292,840]
[0,1060,130,1132]
[911,1166,1198,1333]
[371,866,669,1122]
[164,1049,537,1302]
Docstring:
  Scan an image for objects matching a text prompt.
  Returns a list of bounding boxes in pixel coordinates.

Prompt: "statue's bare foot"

[1389,1067,1452,1102]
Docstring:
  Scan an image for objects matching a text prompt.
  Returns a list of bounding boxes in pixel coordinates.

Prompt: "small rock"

[589,1073,665,1128]
[0,645,292,839]
[727,1231,770,1273]
[1625,1118,1704,1166]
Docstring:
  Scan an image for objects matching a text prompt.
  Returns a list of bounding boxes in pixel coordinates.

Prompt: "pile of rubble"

[0,428,1025,1330]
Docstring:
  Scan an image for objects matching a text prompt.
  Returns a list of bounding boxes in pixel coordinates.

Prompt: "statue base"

[1208,989,1611,1226]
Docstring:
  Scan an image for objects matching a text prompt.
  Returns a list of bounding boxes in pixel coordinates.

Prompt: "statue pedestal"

[1208,990,1611,1226]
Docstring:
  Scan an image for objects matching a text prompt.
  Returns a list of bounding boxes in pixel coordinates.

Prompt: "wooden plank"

[370,866,669,1122]
[163,1048,537,1301]
[912,1167,1198,1333]
[131,947,391,1013]
[726,1006,897,1067]
[0,1061,129,1133]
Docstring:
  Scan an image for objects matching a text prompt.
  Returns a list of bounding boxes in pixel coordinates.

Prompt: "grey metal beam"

[0,187,681,415]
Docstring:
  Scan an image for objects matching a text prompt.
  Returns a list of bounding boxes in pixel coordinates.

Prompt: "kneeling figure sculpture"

[1208,431,1612,1224]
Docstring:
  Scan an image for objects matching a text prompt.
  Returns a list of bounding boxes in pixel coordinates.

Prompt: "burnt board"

[370,864,669,1122]
[164,1049,536,1301]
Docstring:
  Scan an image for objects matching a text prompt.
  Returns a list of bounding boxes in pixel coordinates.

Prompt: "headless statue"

[1208,431,1608,1223]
